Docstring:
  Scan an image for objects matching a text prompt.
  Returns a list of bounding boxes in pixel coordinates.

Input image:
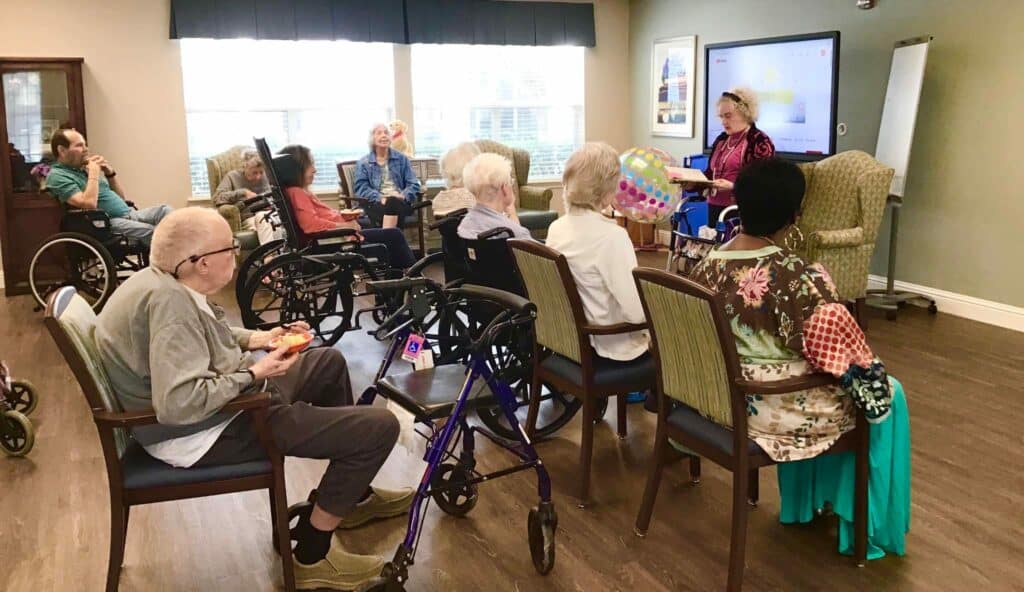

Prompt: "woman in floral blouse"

[689,157,910,559]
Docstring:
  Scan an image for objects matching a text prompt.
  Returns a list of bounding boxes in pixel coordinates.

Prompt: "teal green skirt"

[776,377,910,559]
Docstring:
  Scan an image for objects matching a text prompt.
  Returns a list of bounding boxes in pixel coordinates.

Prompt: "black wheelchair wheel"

[431,462,478,517]
[238,254,351,347]
[29,232,117,312]
[527,502,557,575]
[1,410,34,457]
[235,239,287,307]
[8,380,39,416]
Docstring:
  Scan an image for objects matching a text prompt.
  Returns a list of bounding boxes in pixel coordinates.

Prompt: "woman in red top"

[277,144,416,269]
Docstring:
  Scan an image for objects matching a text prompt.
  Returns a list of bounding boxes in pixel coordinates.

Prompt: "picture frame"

[651,35,697,138]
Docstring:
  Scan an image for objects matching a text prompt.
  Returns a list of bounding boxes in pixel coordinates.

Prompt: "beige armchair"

[474,139,557,239]
[796,150,894,312]
[206,145,260,250]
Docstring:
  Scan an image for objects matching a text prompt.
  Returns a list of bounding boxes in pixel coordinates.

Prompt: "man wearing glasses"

[94,207,412,590]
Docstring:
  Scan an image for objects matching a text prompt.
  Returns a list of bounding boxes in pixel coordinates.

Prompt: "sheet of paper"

[665,166,713,184]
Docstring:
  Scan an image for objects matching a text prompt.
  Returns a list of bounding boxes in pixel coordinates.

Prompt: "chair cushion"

[540,352,654,392]
[235,230,259,251]
[377,364,496,421]
[518,209,557,232]
[666,404,767,459]
[121,440,272,490]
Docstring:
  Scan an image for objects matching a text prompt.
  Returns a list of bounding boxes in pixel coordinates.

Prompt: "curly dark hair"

[733,157,805,237]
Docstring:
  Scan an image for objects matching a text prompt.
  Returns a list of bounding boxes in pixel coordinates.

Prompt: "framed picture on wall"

[651,35,696,138]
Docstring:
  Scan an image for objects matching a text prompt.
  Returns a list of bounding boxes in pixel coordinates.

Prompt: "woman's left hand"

[711,179,734,191]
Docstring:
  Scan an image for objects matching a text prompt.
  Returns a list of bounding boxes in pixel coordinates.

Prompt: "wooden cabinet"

[0,58,86,295]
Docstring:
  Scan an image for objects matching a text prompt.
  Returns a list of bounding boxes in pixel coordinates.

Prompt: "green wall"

[630,0,1024,307]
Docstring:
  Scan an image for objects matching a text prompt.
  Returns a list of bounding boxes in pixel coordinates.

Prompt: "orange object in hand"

[269,331,314,353]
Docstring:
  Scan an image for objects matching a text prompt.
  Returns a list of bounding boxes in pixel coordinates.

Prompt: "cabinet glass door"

[2,69,71,194]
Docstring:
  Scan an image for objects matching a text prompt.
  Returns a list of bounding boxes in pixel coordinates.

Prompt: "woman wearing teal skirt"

[689,157,911,559]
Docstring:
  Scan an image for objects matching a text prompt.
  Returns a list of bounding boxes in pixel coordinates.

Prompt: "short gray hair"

[716,86,760,123]
[462,153,513,205]
[561,142,620,211]
[150,207,227,274]
[368,123,388,151]
[241,149,262,170]
[439,142,481,188]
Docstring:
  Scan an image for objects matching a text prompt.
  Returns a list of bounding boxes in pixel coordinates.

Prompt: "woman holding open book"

[701,86,775,224]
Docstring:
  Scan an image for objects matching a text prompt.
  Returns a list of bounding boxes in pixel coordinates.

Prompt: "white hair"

[716,86,760,123]
[241,149,262,169]
[150,207,227,274]
[462,153,513,205]
[368,122,389,151]
[439,142,481,188]
[561,142,620,211]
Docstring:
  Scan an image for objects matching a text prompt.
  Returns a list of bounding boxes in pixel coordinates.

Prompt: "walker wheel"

[1,410,34,457]
[9,380,38,416]
[527,502,557,575]
[431,462,478,517]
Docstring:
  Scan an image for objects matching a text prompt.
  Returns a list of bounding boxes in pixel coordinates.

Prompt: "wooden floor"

[3,253,1024,591]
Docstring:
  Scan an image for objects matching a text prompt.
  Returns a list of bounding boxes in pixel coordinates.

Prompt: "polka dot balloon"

[613,147,681,224]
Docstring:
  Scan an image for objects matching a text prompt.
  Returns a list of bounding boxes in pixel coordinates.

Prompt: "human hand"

[711,179,733,191]
[248,344,300,379]
[89,155,114,176]
[243,189,258,199]
[85,157,102,179]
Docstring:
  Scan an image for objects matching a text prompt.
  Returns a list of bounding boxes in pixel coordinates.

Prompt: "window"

[411,44,584,180]
[180,39,394,195]
[3,72,43,162]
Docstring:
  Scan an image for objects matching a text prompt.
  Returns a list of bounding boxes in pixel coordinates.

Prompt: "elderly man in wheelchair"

[93,206,414,591]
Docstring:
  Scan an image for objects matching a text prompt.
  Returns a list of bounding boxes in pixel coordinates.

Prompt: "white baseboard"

[867,275,1024,333]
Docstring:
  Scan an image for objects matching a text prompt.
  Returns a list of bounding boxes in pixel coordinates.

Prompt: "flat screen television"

[703,31,840,160]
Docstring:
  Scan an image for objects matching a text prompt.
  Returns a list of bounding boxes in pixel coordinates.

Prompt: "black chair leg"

[727,469,751,592]
[689,455,702,484]
[106,501,127,592]
[616,394,628,439]
[748,468,759,507]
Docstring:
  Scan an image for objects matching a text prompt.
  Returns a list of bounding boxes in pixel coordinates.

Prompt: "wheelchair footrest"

[376,365,498,421]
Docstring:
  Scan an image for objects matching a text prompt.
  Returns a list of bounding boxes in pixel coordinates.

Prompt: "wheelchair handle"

[241,191,274,207]
[365,275,439,295]
[248,198,273,213]
[428,208,469,230]
[478,227,515,240]
[448,284,536,316]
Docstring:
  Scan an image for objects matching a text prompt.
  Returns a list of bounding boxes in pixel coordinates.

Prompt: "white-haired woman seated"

[432,142,480,218]
[456,152,532,240]
[211,149,279,245]
[546,142,649,362]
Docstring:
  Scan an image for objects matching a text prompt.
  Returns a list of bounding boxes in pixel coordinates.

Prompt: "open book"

[665,166,714,185]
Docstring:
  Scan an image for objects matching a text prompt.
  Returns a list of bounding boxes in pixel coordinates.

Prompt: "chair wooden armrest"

[92,392,272,428]
[580,322,648,336]
[734,373,838,395]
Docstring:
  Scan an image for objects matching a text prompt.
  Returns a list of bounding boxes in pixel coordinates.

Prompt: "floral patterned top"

[689,245,890,461]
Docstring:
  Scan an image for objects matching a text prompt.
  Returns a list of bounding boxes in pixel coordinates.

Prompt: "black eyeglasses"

[172,239,240,278]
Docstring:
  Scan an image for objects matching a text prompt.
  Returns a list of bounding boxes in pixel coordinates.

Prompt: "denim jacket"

[352,149,422,203]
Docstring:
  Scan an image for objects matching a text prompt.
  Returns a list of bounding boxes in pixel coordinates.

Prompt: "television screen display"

[704,32,839,159]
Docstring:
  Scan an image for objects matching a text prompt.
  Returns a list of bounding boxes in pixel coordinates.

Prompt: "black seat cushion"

[666,404,768,460]
[121,441,272,490]
[377,364,496,421]
[518,209,557,231]
[540,352,655,392]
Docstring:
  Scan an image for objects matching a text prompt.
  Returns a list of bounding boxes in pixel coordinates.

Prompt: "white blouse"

[545,208,649,361]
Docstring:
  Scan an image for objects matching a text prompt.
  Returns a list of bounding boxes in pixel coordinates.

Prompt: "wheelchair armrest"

[478,227,514,240]
[309,227,358,242]
[406,251,445,276]
[248,199,273,213]
[240,191,273,207]
[450,284,536,316]
[580,322,647,336]
[735,373,838,395]
[366,275,438,295]
[92,392,272,428]
[409,197,432,212]
[428,208,469,230]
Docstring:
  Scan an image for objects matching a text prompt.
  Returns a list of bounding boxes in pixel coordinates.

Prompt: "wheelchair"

[1,359,37,457]
[28,198,149,312]
[287,276,558,590]
[235,138,419,347]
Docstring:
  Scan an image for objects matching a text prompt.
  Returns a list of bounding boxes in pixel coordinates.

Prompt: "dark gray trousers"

[194,348,400,517]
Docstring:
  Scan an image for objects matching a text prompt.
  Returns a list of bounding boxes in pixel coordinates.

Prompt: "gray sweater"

[94,267,257,446]
[213,169,271,221]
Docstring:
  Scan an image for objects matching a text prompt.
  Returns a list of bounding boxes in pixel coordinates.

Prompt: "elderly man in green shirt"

[45,129,172,246]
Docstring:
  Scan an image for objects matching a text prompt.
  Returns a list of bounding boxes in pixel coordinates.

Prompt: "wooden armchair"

[43,286,295,592]
[509,239,654,507]
[631,269,869,591]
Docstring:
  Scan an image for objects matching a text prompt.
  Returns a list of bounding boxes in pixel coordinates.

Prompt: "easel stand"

[866,194,938,320]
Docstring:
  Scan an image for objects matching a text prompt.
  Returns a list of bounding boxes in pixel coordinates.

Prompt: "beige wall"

[630,0,1024,307]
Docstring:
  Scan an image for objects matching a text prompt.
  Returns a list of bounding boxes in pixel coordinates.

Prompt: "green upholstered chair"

[631,268,869,592]
[796,150,894,320]
[509,239,653,507]
[474,139,557,240]
[206,145,260,251]
[43,286,294,592]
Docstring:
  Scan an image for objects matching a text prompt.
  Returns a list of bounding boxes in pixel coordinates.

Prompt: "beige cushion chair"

[206,145,260,250]
[473,139,557,240]
[796,150,894,321]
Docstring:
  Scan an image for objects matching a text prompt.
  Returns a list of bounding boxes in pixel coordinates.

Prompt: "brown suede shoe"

[336,486,415,530]
[293,539,384,591]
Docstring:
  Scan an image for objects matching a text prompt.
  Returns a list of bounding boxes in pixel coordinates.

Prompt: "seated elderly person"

[431,141,480,218]
[456,153,532,240]
[46,128,171,247]
[545,142,648,362]
[353,123,422,229]
[689,158,910,558]
[212,148,280,245]
[94,207,413,590]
